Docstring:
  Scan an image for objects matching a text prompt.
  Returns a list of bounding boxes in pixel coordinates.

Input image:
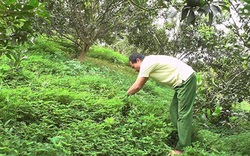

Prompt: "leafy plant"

[88,46,129,65]
[0,0,49,69]
[0,37,248,156]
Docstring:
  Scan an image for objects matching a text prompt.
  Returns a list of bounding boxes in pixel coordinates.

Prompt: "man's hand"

[127,77,148,95]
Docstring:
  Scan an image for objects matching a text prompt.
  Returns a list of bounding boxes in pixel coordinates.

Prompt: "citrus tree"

[44,0,135,62]
[0,0,49,69]
[126,0,250,125]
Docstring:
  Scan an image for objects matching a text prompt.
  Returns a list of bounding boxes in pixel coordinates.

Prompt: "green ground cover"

[0,36,249,156]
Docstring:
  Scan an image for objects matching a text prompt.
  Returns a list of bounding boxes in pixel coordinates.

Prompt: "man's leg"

[175,74,197,151]
[170,92,178,129]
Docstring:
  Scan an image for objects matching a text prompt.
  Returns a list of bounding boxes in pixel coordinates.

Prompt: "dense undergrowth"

[0,36,249,156]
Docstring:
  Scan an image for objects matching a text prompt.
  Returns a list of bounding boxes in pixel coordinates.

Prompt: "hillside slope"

[0,37,249,156]
[0,39,175,155]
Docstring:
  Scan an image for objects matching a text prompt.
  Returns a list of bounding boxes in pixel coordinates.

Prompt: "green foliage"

[88,46,129,65]
[28,35,72,59]
[129,0,225,26]
[183,142,229,156]
[0,0,49,70]
[44,0,133,60]
[187,23,250,127]
[181,0,223,25]
[195,130,221,152]
[0,37,249,155]
[104,36,139,56]
[218,132,250,155]
[193,129,250,156]
[195,54,250,124]
[241,0,250,16]
[0,40,171,155]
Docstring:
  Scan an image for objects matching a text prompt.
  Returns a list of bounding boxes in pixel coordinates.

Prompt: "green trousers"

[170,73,197,151]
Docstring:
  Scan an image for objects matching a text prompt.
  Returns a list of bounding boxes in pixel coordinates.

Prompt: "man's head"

[129,53,145,72]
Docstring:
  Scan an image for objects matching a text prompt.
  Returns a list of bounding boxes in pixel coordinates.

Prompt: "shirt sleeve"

[138,60,157,78]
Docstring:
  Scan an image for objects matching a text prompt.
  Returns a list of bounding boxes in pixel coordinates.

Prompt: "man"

[127,53,197,155]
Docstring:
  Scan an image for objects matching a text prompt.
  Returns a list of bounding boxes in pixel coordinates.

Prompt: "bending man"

[127,53,197,155]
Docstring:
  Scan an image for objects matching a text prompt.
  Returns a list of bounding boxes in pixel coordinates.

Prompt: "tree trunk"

[78,44,90,63]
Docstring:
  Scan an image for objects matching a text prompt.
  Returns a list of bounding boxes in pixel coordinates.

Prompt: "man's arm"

[127,77,149,95]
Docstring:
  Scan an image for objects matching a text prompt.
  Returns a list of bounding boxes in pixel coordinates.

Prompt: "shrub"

[218,132,250,155]
[88,46,129,65]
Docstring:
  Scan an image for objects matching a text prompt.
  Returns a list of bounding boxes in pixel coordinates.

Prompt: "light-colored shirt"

[138,55,195,88]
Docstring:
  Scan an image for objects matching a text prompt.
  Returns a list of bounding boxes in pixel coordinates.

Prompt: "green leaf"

[220,5,230,12]
[212,105,222,116]
[209,67,216,76]
[158,0,166,7]
[22,21,32,31]
[28,0,39,7]
[199,5,210,15]
[181,6,190,21]
[187,9,195,25]
[208,11,213,26]
[23,5,35,10]
[49,136,65,146]
[104,117,115,125]
[134,0,140,5]
[186,0,201,7]
[206,109,211,118]
[211,4,222,14]
[37,3,50,18]
[243,5,250,10]
[22,12,35,18]
[5,53,13,60]
[243,63,248,70]
[0,40,6,46]
[0,27,6,32]
[5,0,17,5]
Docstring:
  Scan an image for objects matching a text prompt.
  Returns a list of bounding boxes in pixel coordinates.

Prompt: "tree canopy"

[0,0,49,68]
[45,0,134,61]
